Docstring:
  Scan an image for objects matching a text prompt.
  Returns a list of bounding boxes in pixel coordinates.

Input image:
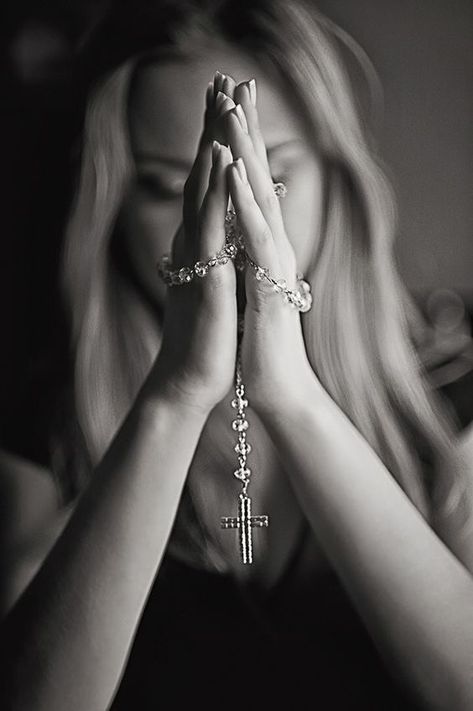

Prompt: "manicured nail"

[220,143,233,163]
[216,91,235,115]
[234,104,248,134]
[248,78,257,107]
[234,158,248,184]
[215,90,227,112]
[223,74,235,97]
[212,140,221,165]
[213,70,226,96]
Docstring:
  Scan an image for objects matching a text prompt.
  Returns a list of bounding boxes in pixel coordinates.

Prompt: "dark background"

[1,0,472,464]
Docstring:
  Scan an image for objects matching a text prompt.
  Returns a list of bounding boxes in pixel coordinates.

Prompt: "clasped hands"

[153,71,318,418]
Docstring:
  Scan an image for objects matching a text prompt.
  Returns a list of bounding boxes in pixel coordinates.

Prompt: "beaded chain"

[156,183,312,564]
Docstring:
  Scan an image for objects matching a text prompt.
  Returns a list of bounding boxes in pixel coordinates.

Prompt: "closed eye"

[136,170,186,201]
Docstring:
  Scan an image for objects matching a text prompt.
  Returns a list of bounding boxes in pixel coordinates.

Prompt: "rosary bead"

[225,209,236,224]
[273,279,287,293]
[178,267,193,283]
[232,418,249,432]
[235,441,251,455]
[233,467,251,481]
[194,261,208,277]
[225,243,238,258]
[155,182,313,318]
[231,397,248,409]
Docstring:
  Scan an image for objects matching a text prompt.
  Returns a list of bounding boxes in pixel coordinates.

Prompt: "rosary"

[157,182,312,564]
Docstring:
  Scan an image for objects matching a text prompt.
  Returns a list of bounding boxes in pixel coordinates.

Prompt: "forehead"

[128,45,306,161]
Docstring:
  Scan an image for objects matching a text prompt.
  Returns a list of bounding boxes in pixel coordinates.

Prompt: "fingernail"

[234,158,248,184]
[212,140,221,165]
[215,90,227,112]
[220,144,233,163]
[248,79,257,107]
[223,74,235,96]
[216,91,236,117]
[234,104,248,134]
[213,70,226,96]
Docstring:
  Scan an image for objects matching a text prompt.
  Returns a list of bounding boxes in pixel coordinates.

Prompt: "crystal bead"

[217,254,229,265]
[235,442,251,455]
[208,257,218,267]
[232,418,248,432]
[179,267,193,283]
[273,279,287,293]
[300,294,312,313]
[231,397,248,409]
[233,468,251,481]
[255,266,267,281]
[273,182,287,198]
[235,386,245,398]
[225,243,238,258]
[194,261,208,278]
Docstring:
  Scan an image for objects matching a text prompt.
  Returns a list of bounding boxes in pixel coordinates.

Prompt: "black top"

[110,523,421,710]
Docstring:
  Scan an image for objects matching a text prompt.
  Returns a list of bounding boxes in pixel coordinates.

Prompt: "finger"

[183,126,212,242]
[213,70,236,101]
[215,91,236,118]
[182,88,234,245]
[228,158,283,300]
[224,106,286,251]
[233,79,269,171]
[222,73,236,100]
[199,141,233,259]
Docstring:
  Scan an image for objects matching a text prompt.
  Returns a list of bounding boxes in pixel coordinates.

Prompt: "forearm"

[262,378,473,710]
[0,388,207,711]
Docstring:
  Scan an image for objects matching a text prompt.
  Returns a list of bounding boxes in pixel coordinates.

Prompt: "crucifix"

[221,493,269,565]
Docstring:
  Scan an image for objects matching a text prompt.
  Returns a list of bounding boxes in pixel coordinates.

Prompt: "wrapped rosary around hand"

[156,181,312,564]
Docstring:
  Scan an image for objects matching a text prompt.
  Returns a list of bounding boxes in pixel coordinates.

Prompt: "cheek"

[118,194,183,306]
[280,163,324,274]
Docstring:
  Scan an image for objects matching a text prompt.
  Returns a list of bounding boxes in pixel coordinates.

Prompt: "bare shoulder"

[0,448,74,615]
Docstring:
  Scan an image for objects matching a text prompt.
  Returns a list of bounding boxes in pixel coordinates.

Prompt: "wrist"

[255,364,329,425]
[136,378,212,429]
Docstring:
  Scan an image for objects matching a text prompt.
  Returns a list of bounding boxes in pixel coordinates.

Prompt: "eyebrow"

[134,139,305,168]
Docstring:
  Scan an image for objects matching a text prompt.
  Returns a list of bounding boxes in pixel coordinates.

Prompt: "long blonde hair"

[61,0,465,531]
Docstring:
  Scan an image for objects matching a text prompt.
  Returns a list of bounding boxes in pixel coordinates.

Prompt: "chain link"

[231,347,251,495]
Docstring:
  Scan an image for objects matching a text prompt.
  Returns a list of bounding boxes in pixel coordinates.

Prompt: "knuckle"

[255,224,272,244]
[203,266,230,294]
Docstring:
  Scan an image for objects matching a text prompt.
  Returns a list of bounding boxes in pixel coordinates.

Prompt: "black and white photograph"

[1,1,473,709]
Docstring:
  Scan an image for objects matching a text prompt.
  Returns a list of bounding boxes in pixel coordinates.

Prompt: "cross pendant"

[221,493,269,564]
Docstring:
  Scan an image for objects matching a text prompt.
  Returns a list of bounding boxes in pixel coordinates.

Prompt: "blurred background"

[0,0,472,466]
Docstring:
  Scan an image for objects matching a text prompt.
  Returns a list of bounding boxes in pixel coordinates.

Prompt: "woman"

[1,1,473,709]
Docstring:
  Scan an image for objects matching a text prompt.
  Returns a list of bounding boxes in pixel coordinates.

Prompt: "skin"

[2,42,473,711]
[119,47,326,585]
[120,46,323,316]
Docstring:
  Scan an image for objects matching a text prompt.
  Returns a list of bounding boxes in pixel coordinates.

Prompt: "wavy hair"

[59,0,467,552]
